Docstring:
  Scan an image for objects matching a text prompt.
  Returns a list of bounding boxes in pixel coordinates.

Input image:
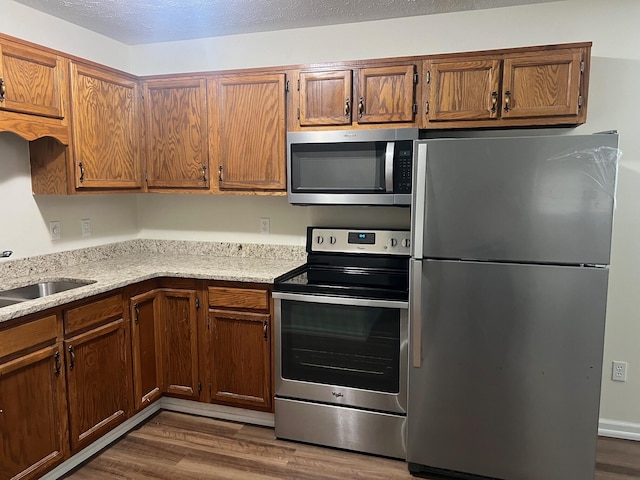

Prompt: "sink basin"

[0,279,96,304]
[0,298,22,308]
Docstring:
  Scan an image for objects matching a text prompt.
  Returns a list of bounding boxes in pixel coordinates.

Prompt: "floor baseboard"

[599,418,640,441]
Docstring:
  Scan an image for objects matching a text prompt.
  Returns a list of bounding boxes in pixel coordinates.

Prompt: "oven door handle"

[272,291,408,310]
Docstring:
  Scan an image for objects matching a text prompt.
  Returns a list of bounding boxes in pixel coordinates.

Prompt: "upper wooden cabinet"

[209,73,286,191]
[144,77,209,190]
[70,62,143,190]
[292,62,419,130]
[0,41,65,119]
[423,45,589,128]
[0,36,70,144]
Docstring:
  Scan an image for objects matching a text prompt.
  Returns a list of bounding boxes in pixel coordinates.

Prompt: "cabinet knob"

[0,77,5,102]
[218,165,223,182]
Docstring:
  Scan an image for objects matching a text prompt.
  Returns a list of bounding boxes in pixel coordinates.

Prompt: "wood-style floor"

[65,411,640,480]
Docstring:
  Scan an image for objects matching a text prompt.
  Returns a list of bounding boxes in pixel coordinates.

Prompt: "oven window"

[280,300,400,393]
[290,142,386,193]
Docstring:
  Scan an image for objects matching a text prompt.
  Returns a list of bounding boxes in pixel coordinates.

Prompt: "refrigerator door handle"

[412,142,428,258]
[410,259,423,368]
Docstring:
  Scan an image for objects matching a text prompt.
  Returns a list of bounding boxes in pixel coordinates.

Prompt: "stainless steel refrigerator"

[408,132,619,480]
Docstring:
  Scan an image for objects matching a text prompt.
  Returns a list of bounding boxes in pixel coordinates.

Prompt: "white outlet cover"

[49,221,61,241]
[81,219,91,237]
[260,217,270,235]
[612,361,628,382]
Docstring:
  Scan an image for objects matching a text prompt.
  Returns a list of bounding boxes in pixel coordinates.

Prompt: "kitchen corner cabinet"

[70,62,143,190]
[159,282,201,400]
[209,73,286,191]
[293,62,419,129]
[130,288,163,410]
[207,283,272,411]
[63,294,132,453]
[423,44,589,128]
[0,315,69,480]
[144,77,210,190]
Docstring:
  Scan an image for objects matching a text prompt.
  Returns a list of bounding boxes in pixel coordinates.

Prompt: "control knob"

[316,235,324,244]
[402,238,411,248]
[329,236,337,245]
[389,238,398,248]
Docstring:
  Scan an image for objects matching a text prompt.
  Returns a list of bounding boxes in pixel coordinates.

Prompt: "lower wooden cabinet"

[63,294,132,453]
[207,283,273,411]
[0,342,69,480]
[160,286,200,400]
[130,288,163,410]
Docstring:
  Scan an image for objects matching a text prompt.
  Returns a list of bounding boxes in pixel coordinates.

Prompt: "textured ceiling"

[14,0,559,45]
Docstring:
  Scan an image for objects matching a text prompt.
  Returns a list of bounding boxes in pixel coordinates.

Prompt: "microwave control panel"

[393,140,413,194]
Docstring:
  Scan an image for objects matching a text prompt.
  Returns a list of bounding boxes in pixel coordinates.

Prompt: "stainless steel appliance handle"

[412,142,428,258]
[272,291,408,310]
[385,142,395,192]
[410,259,423,368]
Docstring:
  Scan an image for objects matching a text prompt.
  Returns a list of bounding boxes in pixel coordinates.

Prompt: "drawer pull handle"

[0,77,5,102]
[344,98,350,117]
[491,91,498,113]
[358,97,364,118]
[68,345,75,370]
[54,351,61,376]
[504,90,511,112]
[263,321,268,339]
[134,303,140,324]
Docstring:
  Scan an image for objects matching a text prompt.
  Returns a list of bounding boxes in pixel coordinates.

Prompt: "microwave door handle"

[385,142,395,192]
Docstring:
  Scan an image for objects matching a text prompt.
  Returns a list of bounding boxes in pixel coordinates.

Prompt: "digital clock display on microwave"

[348,232,376,244]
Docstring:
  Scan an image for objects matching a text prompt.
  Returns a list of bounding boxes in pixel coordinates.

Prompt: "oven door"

[273,292,408,414]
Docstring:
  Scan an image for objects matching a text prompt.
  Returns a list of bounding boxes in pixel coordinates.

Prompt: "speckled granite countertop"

[0,240,306,324]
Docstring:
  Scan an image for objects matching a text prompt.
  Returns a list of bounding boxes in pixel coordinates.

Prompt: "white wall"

[1,0,639,428]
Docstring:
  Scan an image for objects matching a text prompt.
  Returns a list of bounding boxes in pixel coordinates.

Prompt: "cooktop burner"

[274,227,410,301]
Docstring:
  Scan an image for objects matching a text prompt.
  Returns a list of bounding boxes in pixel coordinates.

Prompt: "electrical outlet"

[49,221,61,241]
[260,217,270,235]
[612,361,628,382]
[81,218,91,237]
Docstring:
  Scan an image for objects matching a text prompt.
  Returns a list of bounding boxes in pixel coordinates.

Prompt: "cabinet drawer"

[208,286,269,311]
[0,314,57,360]
[64,294,123,335]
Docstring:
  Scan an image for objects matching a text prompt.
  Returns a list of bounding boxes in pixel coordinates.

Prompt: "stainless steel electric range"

[272,227,410,459]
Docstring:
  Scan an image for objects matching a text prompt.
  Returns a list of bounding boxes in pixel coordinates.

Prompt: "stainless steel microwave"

[287,128,419,206]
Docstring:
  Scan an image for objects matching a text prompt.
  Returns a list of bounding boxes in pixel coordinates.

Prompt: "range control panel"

[308,228,410,255]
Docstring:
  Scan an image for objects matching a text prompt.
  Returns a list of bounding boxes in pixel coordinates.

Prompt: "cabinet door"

[144,78,209,189]
[0,41,65,119]
[161,289,199,399]
[356,64,416,124]
[0,344,68,480]
[213,73,286,190]
[424,58,502,122]
[70,62,142,189]
[65,318,131,453]
[298,70,352,126]
[130,290,163,411]
[209,309,271,410]
[501,50,583,119]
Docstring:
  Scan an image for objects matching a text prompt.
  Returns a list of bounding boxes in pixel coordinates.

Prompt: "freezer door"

[412,134,619,264]
[407,259,608,480]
